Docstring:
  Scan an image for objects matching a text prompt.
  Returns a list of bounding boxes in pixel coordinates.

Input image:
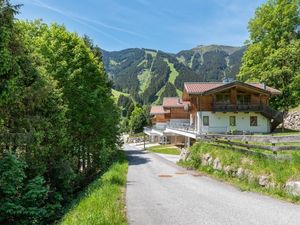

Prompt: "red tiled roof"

[184,82,281,95]
[162,97,190,108]
[150,106,170,115]
[184,83,224,94]
[249,83,281,95]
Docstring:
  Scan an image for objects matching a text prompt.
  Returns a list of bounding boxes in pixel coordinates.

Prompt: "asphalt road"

[124,144,300,225]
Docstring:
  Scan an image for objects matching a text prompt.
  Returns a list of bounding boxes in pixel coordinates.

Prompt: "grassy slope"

[109,59,119,66]
[176,55,186,64]
[164,59,179,85]
[179,142,300,203]
[138,70,152,94]
[112,89,129,99]
[59,152,128,225]
[154,85,165,102]
[138,50,157,94]
[153,59,182,103]
[148,145,181,155]
[290,105,300,112]
[176,89,183,97]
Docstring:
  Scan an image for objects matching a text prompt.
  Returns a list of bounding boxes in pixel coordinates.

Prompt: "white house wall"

[169,119,190,123]
[155,123,167,129]
[197,111,270,134]
[169,119,190,126]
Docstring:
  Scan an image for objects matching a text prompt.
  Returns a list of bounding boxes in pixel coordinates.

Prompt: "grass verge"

[148,145,181,155]
[179,141,300,204]
[257,128,300,136]
[59,151,128,225]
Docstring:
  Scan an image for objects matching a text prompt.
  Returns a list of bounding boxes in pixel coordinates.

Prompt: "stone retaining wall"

[185,153,300,197]
[284,111,300,131]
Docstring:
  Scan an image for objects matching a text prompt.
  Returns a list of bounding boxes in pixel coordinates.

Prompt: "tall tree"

[129,106,147,133]
[17,20,121,175]
[238,0,300,110]
[0,1,72,223]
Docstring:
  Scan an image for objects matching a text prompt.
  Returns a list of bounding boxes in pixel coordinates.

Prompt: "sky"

[12,0,266,53]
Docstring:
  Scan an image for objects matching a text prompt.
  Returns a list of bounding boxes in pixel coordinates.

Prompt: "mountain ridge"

[101,45,246,104]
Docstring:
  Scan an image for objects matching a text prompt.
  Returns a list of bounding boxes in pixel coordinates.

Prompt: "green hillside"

[112,89,129,99]
[102,45,245,104]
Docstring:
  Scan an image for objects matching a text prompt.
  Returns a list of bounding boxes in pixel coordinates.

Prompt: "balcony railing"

[212,104,263,112]
[167,123,197,133]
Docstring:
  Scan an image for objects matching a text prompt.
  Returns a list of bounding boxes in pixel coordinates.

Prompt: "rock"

[285,181,300,196]
[267,182,276,189]
[203,153,211,161]
[224,165,233,175]
[247,173,256,183]
[283,111,300,131]
[236,168,244,178]
[241,157,253,165]
[244,169,250,177]
[213,158,222,170]
[179,148,190,161]
[201,153,212,166]
[258,175,269,187]
[208,157,213,166]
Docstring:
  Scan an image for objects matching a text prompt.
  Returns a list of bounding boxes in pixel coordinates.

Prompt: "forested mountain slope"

[102,45,246,104]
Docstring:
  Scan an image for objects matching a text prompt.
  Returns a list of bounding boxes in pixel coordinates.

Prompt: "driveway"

[124,144,300,225]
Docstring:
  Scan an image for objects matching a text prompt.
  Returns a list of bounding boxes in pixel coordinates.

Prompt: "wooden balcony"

[212,104,263,112]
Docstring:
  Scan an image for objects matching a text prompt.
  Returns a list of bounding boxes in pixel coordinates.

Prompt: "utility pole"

[143,133,146,150]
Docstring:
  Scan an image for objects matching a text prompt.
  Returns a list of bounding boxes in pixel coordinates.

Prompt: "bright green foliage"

[129,106,147,133]
[238,0,300,110]
[60,152,128,225]
[148,145,181,155]
[0,1,121,223]
[181,141,300,202]
[17,20,121,174]
[142,104,152,126]
[0,153,49,225]
[1,0,72,206]
[118,94,135,117]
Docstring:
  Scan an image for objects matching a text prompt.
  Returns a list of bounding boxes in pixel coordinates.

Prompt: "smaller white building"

[196,112,270,134]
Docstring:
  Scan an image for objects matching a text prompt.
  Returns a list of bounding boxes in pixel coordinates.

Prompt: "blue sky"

[12,0,266,53]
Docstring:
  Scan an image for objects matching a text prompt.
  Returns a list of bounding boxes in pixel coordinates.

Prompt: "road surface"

[124,144,300,225]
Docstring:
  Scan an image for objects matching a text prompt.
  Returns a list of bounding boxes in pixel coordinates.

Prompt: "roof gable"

[184,81,281,96]
[150,106,170,115]
[162,97,190,108]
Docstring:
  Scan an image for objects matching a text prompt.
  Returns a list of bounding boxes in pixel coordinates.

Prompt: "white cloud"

[30,0,146,44]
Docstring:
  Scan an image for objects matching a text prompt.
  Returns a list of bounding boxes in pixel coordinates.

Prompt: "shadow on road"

[125,149,151,166]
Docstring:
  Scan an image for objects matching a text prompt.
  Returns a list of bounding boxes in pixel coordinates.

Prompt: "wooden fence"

[198,134,300,154]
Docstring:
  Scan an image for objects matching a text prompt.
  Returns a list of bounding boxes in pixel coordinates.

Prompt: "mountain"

[102,45,246,104]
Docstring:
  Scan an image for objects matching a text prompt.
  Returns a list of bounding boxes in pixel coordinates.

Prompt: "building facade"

[145,81,282,146]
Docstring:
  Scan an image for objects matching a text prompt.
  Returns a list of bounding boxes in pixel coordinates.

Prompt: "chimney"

[262,83,266,90]
[222,78,235,84]
[222,78,228,83]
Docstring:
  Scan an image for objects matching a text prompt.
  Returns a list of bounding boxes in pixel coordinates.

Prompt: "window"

[237,95,251,105]
[250,116,258,126]
[229,116,236,126]
[216,94,230,104]
[203,116,209,126]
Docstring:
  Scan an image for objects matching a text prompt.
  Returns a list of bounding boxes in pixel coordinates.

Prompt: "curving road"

[124,144,300,225]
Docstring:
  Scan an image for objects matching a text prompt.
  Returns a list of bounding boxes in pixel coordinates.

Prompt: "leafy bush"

[0,153,49,225]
